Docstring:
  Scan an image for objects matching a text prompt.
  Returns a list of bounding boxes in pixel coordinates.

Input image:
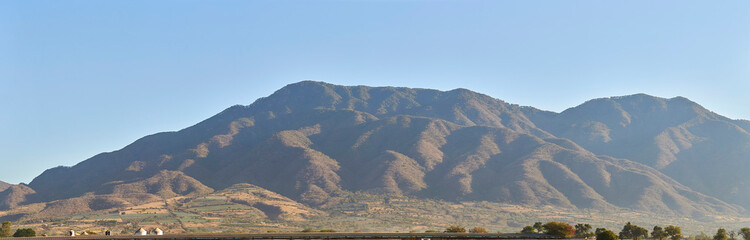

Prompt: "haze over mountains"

[2,81,749,221]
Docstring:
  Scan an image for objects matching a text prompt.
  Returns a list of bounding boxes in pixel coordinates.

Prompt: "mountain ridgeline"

[4,81,750,218]
[0,181,10,192]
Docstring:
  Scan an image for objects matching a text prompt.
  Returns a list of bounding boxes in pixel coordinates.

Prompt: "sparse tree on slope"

[715,229,729,240]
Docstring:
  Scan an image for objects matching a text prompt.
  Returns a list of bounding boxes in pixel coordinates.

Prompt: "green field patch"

[179,217,209,224]
[220,223,262,228]
[120,213,172,220]
[188,204,254,212]
[153,218,179,224]
[173,212,201,218]
[68,211,101,220]
[174,212,208,224]
[89,213,123,220]
[187,196,229,207]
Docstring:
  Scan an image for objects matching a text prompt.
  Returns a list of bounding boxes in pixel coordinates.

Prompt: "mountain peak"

[279,80,334,90]
[605,94,702,108]
[0,181,10,192]
[563,93,710,121]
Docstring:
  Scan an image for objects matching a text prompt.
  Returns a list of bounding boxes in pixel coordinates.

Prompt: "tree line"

[517,221,679,240]
[0,221,35,238]
[1,219,749,238]
[518,221,750,240]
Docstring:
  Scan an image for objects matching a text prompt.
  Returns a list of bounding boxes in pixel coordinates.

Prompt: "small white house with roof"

[134,228,148,236]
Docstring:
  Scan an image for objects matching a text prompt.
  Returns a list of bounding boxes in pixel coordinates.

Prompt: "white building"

[134,228,148,236]
[68,230,75,236]
[153,228,164,235]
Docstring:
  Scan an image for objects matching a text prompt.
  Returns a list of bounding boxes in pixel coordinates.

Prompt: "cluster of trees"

[521,222,576,238]
[0,222,35,238]
[520,221,682,240]
[652,225,683,240]
[712,227,750,240]
[443,225,489,233]
[589,227,750,240]
[516,221,750,240]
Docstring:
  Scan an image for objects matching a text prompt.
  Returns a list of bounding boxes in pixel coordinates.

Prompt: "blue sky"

[1,0,749,184]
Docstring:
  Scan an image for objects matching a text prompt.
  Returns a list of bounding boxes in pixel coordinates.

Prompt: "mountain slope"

[28,81,550,203]
[10,81,745,218]
[0,181,10,192]
[0,185,35,210]
[524,94,750,209]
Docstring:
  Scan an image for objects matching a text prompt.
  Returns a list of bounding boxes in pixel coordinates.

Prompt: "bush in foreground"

[13,228,35,237]
[521,226,536,234]
[470,227,488,233]
[445,225,466,233]
[597,230,618,240]
[543,221,575,238]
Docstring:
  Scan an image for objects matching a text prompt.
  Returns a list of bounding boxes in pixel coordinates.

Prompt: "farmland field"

[5,189,750,236]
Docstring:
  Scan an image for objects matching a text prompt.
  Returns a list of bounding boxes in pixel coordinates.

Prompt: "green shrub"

[12,228,35,237]
[522,226,536,234]
[597,230,618,240]
[445,225,466,233]
[1,222,10,237]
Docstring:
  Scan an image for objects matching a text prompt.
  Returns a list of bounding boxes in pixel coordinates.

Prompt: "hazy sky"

[1,0,749,184]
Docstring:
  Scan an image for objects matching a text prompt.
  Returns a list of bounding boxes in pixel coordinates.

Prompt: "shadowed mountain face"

[8,81,748,217]
[524,94,750,209]
[0,184,35,210]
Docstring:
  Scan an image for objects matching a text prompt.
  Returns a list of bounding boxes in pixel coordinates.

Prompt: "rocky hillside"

[523,94,750,209]
[2,81,746,219]
[0,181,10,192]
[0,184,35,210]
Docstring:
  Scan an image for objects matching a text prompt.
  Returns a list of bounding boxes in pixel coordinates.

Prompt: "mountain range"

[2,81,749,224]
